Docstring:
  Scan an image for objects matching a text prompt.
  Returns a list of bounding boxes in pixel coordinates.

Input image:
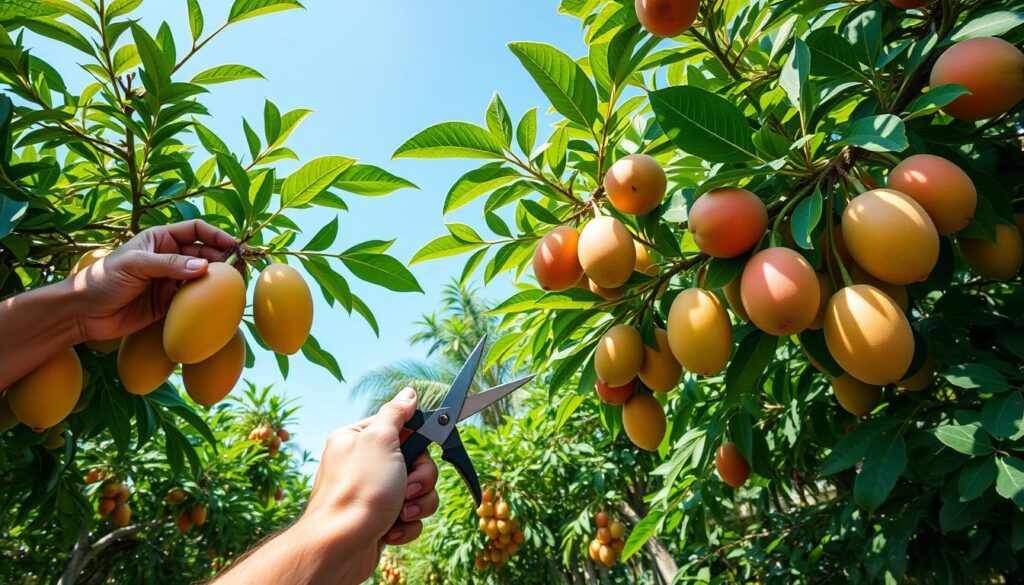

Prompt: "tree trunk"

[618,501,678,584]
[58,520,163,585]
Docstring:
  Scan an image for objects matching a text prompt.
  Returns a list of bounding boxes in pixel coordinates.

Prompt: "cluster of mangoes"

[247,423,289,458]
[587,511,627,568]
[473,490,525,568]
[95,481,132,526]
[377,550,406,585]
[164,487,208,532]
[0,247,315,442]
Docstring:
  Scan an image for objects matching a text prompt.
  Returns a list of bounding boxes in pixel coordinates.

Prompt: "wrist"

[50,278,89,346]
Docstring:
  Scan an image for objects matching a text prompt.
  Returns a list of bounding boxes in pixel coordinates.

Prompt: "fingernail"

[397,387,416,402]
[403,504,420,519]
[388,529,403,541]
[186,258,207,271]
[406,483,422,498]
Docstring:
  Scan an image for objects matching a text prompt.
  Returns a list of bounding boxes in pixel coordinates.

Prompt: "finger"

[406,453,439,498]
[368,388,418,437]
[383,520,423,546]
[400,489,439,522]
[162,219,238,249]
[123,251,209,281]
[180,243,229,262]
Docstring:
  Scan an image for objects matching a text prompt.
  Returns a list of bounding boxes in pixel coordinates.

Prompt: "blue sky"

[32,1,585,463]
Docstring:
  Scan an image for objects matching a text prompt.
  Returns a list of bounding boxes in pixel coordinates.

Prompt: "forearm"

[0,279,85,389]
[212,514,372,585]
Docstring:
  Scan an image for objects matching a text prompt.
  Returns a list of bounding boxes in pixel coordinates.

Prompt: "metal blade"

[425,336,486,443]
[458,375,535,422]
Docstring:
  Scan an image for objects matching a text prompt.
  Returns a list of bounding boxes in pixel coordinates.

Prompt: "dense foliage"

[396,0,1024,582]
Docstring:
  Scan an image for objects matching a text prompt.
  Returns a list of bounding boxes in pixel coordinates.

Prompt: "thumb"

[128,251,209,281]
[371,387,418,434]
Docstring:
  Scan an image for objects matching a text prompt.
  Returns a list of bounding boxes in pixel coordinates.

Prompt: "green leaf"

[281,156,355,208]
[981,392,1024,440]
[15,17,93,55]
[806,29,862,78]
[0,194,28,238]
[112,44,140,75]
[301,335,343,382]
[409,235,482,265]
[228,0,303,23]
[995,456,1024,506]
[444,165,520,215]
[300,258,351,309]
[821,419,897,475]
[958,457,997,501]
[779,38,810,114]
[130,23,170,87]
[350,294,379,336]
[621,508,664,561]
[854,433,906,512]
[844,5,882,68]
[341,253,423,293]
[489,289,600,314]
[942,363,1009,393]
[447,223,482,243]
[649,86,758,163]
[191,64,263,85]
[194,123,229,155]
[952,11,1024,41]
[485,93,513,147]
[703,255,748,290]
[724,331,776,408]
[904,85,971,121]
[508,41,598,128]
[305,216,338,252]
[186,0,204,40]
[394,122,506,160]
[840,114,907,153]
[516,108,537,157]
[332,164,417,196]
[934,423,993,456]
[940,496,991,532]
[791,189,823,250]
[107,0,143,18]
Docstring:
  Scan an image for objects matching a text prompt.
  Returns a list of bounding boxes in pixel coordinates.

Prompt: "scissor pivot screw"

[438,413,450,425]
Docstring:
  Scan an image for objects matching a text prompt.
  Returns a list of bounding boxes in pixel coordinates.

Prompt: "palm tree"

[352,279,522,426]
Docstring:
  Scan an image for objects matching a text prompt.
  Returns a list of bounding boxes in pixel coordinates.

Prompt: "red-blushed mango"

[596,379,636,405]
[622,393,666,451]
[579,217,636,288]
[183,329,246,407]
[634,241,658,276]
[111,503,131,526]
[587,277,625,300]
[930,37,1024,121]
[850,265,910,313]
[0,392,19,433]
[831,374,882,416]
[688,188,768,258]
[254,263,313,355]
[715,442,750,488]
[740,247,820,336]
[595,324,644,387]
[118,320,175,395]
[824,285,914,385]
[532,226,583,291]
[164,262,245,364]
[667,288,733,375]
[634,0,699,37]
[604,154,667,215]
[8,347,81,430]
[887,0,929,7]
[842,189,939,284]
[809,273,835,330]
[638,329,682,392]
[70,248,112,275]
[888,154,977,235]
[722,275,749,322]
[898,356,934,391]
[958,223,1024,280]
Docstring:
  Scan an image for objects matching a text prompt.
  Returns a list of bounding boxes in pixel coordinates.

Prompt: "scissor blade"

[458,375,534,422]
[435,336,487,433]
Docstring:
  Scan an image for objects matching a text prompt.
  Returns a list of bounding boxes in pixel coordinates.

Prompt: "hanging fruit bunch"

[247,422,289,458]
[474,489,525,568]
[164,487,208,532]
[587,510,627,568]
[377,549,406,585]
[95,479,132,526]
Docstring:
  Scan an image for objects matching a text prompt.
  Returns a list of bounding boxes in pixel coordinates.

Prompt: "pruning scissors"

[398,336,533,506]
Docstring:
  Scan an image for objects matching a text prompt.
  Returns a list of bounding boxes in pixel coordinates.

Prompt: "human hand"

[302,388,440,579]
[67,219,238,342]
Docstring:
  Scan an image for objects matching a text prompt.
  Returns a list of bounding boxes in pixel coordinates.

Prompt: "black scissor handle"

[399,410,431,468]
